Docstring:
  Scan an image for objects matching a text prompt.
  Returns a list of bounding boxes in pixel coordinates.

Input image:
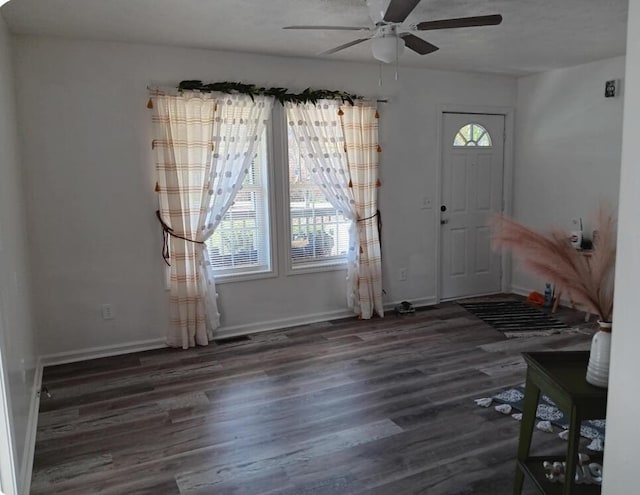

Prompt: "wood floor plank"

[32,298,597,494]
[174,419,403,493]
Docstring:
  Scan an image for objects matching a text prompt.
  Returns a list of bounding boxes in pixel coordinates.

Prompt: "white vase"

[586,321,612,388]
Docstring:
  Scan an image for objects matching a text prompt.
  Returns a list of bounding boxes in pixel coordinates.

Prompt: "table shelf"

[518,456,602,495]
[515,352,607,494]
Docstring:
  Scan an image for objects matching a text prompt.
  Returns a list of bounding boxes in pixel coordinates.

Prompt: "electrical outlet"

[399,268,408,281]
[101,304,114,320]
[422,196,432,209]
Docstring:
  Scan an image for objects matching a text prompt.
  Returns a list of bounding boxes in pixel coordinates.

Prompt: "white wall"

[603,0,640,492]
[13,35,516,357]
[512,56,625,293]
[0,14,37,495]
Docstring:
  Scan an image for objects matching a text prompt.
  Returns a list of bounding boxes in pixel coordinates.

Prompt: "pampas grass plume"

[491,208,616,323]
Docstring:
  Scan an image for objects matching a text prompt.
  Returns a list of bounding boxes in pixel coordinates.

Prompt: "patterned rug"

[460,300,569,336]
[493,385,606,443]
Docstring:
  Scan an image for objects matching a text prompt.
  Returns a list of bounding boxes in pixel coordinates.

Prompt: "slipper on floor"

[395,301,415,314]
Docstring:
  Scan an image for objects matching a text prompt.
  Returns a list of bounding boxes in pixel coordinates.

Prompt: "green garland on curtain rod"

[178,80,360,105]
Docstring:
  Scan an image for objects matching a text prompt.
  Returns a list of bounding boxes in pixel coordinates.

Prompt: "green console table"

[514,351,608,495]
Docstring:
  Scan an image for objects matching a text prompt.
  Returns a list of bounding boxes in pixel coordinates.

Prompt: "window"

[205,111,352,280]
[287,127,351,267]
[453,123,492,147]
[206,127,271,276]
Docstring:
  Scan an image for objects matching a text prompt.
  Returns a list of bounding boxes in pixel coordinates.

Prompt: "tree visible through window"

[453,123,492,147]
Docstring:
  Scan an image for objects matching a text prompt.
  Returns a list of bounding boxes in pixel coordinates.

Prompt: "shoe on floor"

[395,301,415,314]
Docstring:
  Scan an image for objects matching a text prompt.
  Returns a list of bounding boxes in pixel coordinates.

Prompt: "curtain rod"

[146,85,388,104]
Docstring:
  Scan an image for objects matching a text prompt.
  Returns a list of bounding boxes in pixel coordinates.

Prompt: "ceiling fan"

[283,0,503,64]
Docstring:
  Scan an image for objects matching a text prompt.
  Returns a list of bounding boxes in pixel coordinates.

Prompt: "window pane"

[206,127,270,275]
[453,123,492,147]
[288,127,350,265]
[478,133,491,146]
[454,132,467,146]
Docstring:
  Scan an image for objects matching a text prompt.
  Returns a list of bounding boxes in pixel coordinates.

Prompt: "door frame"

[435,104,515,303]
[0,302,18,495]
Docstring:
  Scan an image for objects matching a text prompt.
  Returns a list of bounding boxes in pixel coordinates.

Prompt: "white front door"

[440,112,505,300]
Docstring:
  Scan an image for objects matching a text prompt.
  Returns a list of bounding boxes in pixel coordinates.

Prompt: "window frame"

[200,106,350,284]
[210,114,279,284]
[279,111,349,276]
[453,122,493,148]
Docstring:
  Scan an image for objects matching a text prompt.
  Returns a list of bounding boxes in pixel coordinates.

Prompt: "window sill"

[287,259,348,276]
[213,268,278,285]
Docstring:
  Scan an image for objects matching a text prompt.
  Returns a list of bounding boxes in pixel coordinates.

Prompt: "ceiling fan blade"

[400,33,439,55]
[283,25,370,31]
[416,14,503,31]
[321,38,370,55]
[383,0,422,23]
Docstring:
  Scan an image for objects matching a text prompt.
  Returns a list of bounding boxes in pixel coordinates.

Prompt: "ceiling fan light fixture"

[371,35,405,64]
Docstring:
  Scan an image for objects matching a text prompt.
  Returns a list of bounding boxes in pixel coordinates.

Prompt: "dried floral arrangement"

[492,209,616,323]
[177,81,360,105]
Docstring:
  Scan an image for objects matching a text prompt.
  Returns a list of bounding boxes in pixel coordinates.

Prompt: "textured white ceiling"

[0,0,629,76]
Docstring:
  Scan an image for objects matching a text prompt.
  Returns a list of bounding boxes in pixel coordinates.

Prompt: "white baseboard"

[510,284,577,308]
[19,360,42,495]
[39,338,168,368]
[214,308,357,340]
[39,301,443,362]
[510,285,533,297]
[215,298,440,340]
[36,299,440,366]
[383,296,438,311]
[35,299,439,365]
[39,312,362,365]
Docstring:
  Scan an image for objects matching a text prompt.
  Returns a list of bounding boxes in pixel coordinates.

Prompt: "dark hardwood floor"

[32,299,597,494]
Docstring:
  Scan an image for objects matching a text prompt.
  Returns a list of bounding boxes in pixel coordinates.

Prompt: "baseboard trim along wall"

[216,297,439,340]
[510,285,533,298]
[213,308,357,340]
[384,297,438,312]
[38,312,359,367]
[38,298,440,366]
[20,361,42,495]
[511,285,578,309]
[39,338,169,368]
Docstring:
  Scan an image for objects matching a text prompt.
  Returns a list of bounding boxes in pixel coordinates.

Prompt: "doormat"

[460,300,569,336]
[476,385,605,450]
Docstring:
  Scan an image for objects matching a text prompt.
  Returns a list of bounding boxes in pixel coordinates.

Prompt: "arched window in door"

[453,123,492,147]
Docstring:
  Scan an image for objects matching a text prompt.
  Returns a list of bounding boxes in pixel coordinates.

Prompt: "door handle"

[440,219,449,225]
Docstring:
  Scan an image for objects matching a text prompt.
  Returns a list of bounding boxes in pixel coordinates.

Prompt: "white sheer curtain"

[340,103,384,318]
[152,92,272,348]
[285,100,359,310]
